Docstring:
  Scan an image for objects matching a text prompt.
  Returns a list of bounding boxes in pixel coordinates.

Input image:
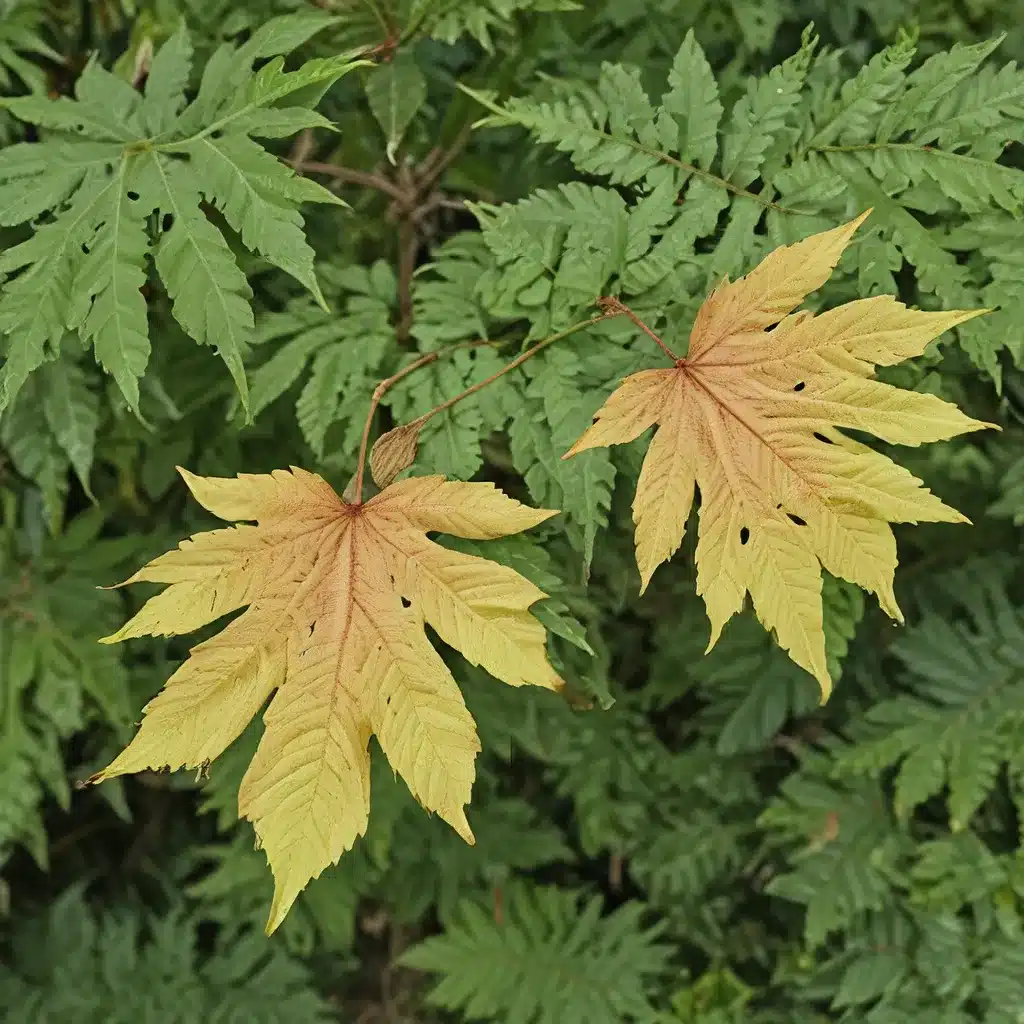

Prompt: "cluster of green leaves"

[1,0,1024,1021]
[0,885,332,1022]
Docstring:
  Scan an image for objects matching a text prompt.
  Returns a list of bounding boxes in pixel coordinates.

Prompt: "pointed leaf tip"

[452,810,475,846]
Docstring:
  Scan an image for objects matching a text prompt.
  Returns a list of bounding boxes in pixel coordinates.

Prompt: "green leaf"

[0,172,116,412]
[68,160,151,411]
[658,29,721,169]
[1,59,140,141]
[722,37,813,187]
[296,345,348,456]
[187,135,327,307]
[203,52,370,139]
[246,322,341,419]
[0,28,357,413]
[40,358,99,499]
[230,107,338,138]
[239,11,341,62]
[512,350,616,577]
[400,883,670,1024]
[141,22,194,135]
[365,50,428,163]
[141,155,254,414]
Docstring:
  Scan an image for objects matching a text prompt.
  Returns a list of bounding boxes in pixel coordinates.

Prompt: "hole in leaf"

[793,381,805,392]
[739,527,750,545]
[787,513,807,527]
[126,190,140,201]
[400,596,412,608]
[162,213,174,232]
[813,431,834,444]
[211,129,223,139]
[307,622,315,637]
[80,243,90,254]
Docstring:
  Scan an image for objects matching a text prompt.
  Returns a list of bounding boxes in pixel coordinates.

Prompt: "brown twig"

[597,296,680,362]
[609,852,623,891]
[351,337,505,503]
[351,311,617,503]
[287,159,408,202]
[288,127,317,171]
[394,163,420,344]
[417,124,474,194]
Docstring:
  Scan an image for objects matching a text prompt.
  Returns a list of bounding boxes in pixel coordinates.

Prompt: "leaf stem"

[352,341,487,503]
[411,313,612,429]
[351,311,617,502]
[597,297,679,362]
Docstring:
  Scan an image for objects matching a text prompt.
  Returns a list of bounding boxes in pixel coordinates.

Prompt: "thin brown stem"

[597,296,679,362]
[417,124,473,193]
[351,339,503,503]
[288,128,316,171]
[395,172,419,344]
[288,159,407,202]
[407,312,614,430]
[352,312,617,502]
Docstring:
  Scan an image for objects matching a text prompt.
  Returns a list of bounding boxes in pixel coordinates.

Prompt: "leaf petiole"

[352,309,618,501]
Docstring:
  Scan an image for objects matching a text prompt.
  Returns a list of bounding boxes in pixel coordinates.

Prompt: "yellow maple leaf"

[564,210,996,698]
[90,467,561,932]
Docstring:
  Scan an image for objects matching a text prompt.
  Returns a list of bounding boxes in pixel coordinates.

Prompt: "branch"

[287,159,408,203]
[597,297,679,362]
[351,310,619,503]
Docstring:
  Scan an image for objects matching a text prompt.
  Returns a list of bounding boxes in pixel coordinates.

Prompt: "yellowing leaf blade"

[565,210,995,697]
[90,612,285,780]
[240,634,372,934]
[632,397,697,593]
[688,209,872,362]
[91,465,561,932]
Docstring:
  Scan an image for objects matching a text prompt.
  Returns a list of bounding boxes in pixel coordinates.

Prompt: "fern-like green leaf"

[400,882,670,1024]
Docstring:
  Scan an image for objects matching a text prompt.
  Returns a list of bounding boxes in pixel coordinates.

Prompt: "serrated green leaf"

[658,29,721,169]
[365,50,427,164]
[187,135,327,307]
[722,42,811,187]
[0,172,116,412]
[246,321,341,419]
[68,159,151,411]
[141,22,194,136]
[141,155,254,414]
[231,107,337,138]
[40,359,99,499]
[296,344,347,456]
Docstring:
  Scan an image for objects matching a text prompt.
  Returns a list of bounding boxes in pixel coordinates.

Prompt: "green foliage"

[0,886,332,1022]
[2,1,1024,1021]
[400,883,671,1024]
[0,13,363,416]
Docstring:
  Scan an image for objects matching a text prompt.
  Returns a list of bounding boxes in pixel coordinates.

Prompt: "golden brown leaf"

[90,467,561,932]
[565,211,996,697]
